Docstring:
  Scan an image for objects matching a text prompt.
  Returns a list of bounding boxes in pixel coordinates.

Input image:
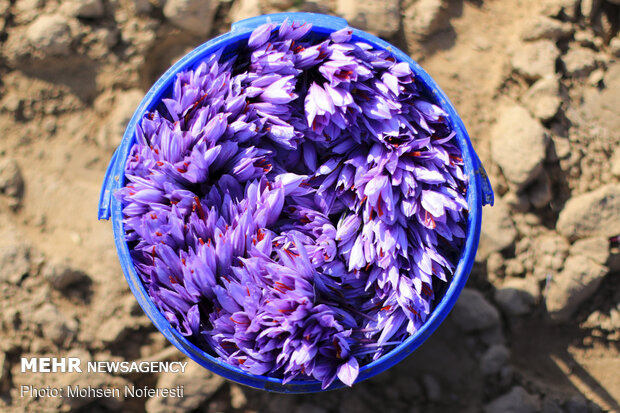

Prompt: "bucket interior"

[102,12,488,393]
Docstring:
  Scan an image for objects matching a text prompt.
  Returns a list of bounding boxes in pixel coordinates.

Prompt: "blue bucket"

[98,12,494,393]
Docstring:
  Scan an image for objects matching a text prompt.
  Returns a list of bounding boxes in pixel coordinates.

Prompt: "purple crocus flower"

[117,19,468,389]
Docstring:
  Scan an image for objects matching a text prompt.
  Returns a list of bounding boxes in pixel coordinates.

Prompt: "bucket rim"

[99,12,493,393]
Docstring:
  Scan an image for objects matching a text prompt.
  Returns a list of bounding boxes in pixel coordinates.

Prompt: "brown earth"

[0,0,619,412]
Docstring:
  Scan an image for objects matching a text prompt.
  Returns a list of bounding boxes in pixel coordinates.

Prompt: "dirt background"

[0,0,619,412]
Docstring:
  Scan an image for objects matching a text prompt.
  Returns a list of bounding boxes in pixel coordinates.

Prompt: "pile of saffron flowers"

[117,20,468,388]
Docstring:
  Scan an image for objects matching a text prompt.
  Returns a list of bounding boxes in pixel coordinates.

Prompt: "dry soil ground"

[0,0,619,412]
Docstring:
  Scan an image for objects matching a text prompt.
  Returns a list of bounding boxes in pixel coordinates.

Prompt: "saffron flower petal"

[120,19,469,389]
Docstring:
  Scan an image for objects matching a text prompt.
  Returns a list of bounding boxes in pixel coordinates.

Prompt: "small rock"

[60,0,104,18]
[511,40,559,81]
[0,158,24,204]
[533,233,570,281]
[70,232,82,245]
[523,212,543,226]
[583,310,620,331]
[163,0,218,36]
[480,344,510,376]
[610,37,620,58]
[230,0,262,22]
[97,27,120,49]
[569,236,610,266]
[472,36,492,51]
[131,0,152,14]
[0,0,10,14]
[562,47,599,77]
[580,0,601,23]
[478,198,518,260]
[96,317,131,344]
[610,308,620,329]
[522,76,561,122]
[97,89,144,150]
[580,63,620,133]
[1,91,23,114]
[43,262,91,290]
[521,16,573,41]
[26,14,72,57]
[503,190,530,213]
[229,384,247,410]
[68,348,92,364]
[2,307,20,333]
[484,386,541,413]
[452,289,501,332]
[337,0,400,38]
[491,105,547,190]
[15,0,43,9]
[574,30,603,49]
[504,259,524,277]
[261,0,295,10]
[145,360,225,413]
[535,233,570,265]
[592,6,614,41]
[296,404,328,413]
[301,0,333,13]
[33,303,78,346]
[550,135,571,161]
[588,67,604,86]
[422,374,441,402]
[557,184,620,241]
[611,147,620,178]
[546,255,608,321]
[495,277,539,316]
[0,243,30,284]
[541,0,579,20]
[526,171,553,209]
[486,252,504,279]
[403,0,449,43]
[0,351,8,392]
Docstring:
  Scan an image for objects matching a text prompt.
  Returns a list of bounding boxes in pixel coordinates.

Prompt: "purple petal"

[330,27,353,43]
[337,357,359,386]
[248,23,274,48]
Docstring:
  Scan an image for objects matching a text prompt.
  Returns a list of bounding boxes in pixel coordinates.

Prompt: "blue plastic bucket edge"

[98,12,494,393]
